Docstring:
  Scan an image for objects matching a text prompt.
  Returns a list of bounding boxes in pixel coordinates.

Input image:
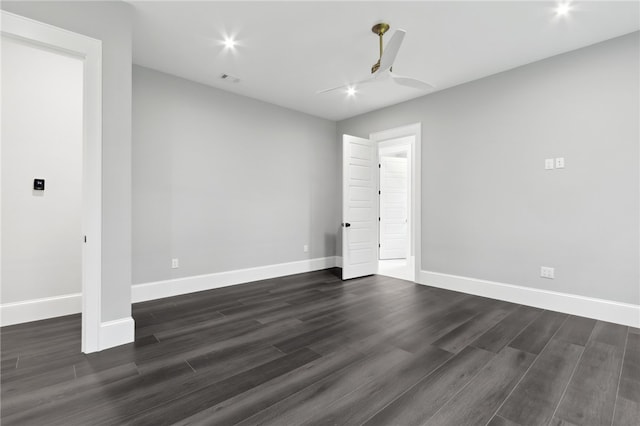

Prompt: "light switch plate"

[545,159,555,170]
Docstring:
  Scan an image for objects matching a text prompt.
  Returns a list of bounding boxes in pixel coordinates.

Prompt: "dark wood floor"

[1,269,637,425]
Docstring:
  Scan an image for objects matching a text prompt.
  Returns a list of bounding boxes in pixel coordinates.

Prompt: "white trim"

[99,317,134,351]
[419,270,640,327]
[335,256,343,268]
[1,11,103,353]
[0,294,82,327]
[370,123,422,282]
[132,257,338,303]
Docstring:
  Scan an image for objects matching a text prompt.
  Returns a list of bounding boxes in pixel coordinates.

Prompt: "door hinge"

[378,217,381,221]
[378,164,381,168]
[378,243,381,248]
[84,236,87,243]
[378,190,381,195]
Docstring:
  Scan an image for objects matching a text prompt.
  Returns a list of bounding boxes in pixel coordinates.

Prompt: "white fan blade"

[316,76,375,94]
[390,72,434,91]
[378,29,406,74]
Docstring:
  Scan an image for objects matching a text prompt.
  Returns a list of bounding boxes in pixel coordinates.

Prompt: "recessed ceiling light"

[223,37,236,49]
[555,2,572,16]
[346,86,357,96]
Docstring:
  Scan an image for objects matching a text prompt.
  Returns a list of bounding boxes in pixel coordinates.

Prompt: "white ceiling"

[128,1,640,121]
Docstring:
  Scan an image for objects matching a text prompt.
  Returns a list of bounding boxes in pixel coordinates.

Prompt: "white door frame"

[1,11,103,353]
[371,123,422,281]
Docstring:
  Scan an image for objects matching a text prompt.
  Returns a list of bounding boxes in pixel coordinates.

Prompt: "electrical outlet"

[303,245,309,253]
[172,258,179,269]
[555,157,565,169]
[540,266,554,279]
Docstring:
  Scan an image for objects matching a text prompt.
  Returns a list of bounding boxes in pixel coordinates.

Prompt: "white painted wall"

[1,37,83,303]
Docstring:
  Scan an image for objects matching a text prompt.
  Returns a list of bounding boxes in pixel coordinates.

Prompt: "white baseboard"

[0,293,81,327]
[132,256,338,303]
[99,317,135,351]
[419,270,640,328]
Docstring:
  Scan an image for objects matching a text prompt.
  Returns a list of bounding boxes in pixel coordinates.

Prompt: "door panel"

[342,135,377,280]
[379,157,408,260]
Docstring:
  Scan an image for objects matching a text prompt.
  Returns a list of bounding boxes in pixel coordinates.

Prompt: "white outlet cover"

[555,157,565,169]
[540,266,554,279]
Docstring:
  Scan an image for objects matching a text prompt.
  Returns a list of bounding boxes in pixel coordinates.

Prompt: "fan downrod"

[371,22,390,74]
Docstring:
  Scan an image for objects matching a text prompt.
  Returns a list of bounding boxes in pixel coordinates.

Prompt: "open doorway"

[341,124,420,282]
[377,138,413,281]
[371,124,421,282]
[1,11,103,353]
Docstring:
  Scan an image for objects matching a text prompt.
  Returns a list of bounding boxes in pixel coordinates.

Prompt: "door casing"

[371,123,422,281]
[1,11,103,353]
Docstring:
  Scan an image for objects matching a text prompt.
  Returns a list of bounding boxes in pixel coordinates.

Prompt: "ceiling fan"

[318,22,434,94]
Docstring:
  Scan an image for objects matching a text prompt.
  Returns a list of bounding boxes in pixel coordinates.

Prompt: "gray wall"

[2,1,134,322]
[338,32,639,305]
[132,66,339,284]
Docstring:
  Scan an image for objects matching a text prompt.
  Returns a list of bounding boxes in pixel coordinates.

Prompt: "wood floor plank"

[553,316,596,347]
[122,348,321,426]
[1,363,76,397]
[589,320,628,348]
[432,301,517,353]
[618,332,640,403]
[508,310,567,355]
[363,345,494,426]
[554,340,624,425]
[550,418,580,426]
[498,339,583,426]
[612,396,640,426]
[174,347,367,425]
[423,346,535,426]
[307,345,453,425]
[234,347,413,426]
[471,305,543,353]
[389,296,486,353]
[1,362,139,418]
[487,415,522,426]
[0,357,18,373]
[137,318,301,373]
[2,362,194,425]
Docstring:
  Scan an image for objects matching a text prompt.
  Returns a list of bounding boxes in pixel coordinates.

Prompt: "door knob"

[342,223,351,228]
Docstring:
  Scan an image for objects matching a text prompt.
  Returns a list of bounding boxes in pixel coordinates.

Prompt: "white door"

[342,135,377,280]
[379,157,408,259]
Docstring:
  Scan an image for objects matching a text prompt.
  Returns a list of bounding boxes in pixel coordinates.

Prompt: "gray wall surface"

[132,66,339,284]
[338,32,639,305]
[2,1,134,321]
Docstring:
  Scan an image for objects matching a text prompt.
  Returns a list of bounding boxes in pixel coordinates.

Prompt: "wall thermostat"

[33,179,45,191]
